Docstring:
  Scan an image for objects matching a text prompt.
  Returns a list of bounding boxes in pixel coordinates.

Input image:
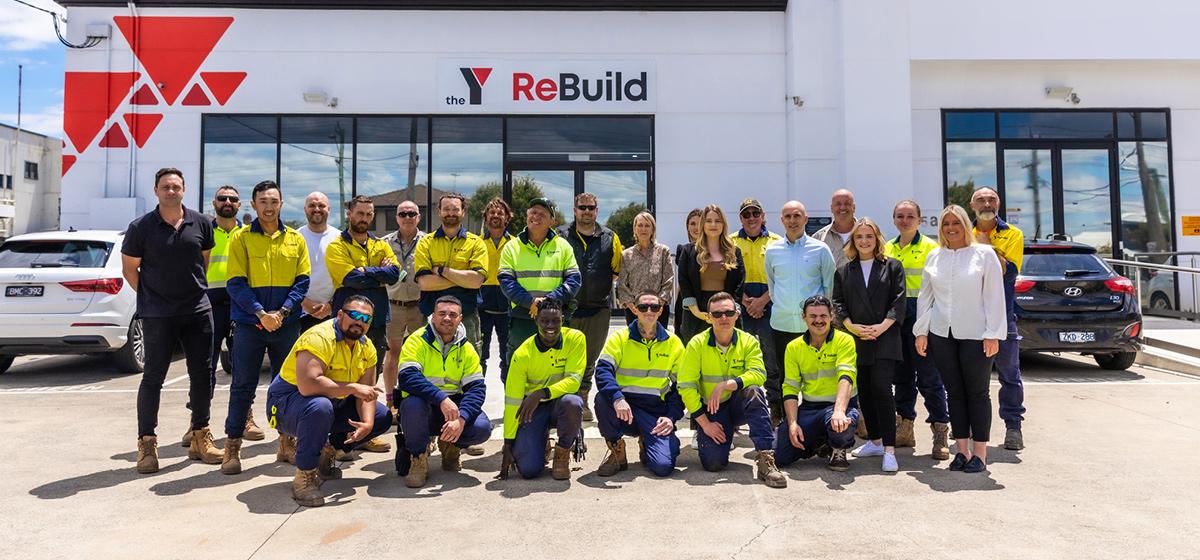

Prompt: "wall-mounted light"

[1045,86,1081,105]
[789,96,804,108]
[302,91,328,104]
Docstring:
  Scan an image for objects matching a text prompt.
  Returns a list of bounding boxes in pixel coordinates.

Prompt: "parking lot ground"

[2,339,1199,559]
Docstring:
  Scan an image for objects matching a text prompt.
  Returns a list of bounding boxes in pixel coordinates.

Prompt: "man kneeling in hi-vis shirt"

[265,296,393,507]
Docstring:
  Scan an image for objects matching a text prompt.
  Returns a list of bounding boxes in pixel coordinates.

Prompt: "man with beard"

[326,195,401,370]
[395,296,492,488]
[497,298,586,481]
[479,198,514,380]
[265,296,393,507]
[222,180,311,474]
[813,189,858,270]
[414,193,487,354]
[970,187,1027,451]
[730,198,783,424]
[299,192,342,333]
[381,200,425,416]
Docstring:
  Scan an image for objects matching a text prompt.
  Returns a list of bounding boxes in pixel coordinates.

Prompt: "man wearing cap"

[813,189,857,270]
[730,198,783,422]
[558,192,623,422]
[497,197,582,364]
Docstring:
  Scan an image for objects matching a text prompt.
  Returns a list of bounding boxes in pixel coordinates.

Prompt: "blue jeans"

[774,402,860,467]
[480,310,510,379]
[594,391,680,477]
[512,395,584,479]
[226,320,299,438]
[695,387,775,471]
[398,396,493,456]
[997,268,1026,430]
[894,303,949,423]
[266,377,392,471]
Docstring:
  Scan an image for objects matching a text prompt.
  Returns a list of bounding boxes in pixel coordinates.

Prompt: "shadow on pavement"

[1019,353,1146,383]
[31,458,195,500]
[0,355,136,387]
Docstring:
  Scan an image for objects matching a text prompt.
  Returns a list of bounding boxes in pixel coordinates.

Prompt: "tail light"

[1104,277,1136,295]
[1014,279,1036,293]
[1123,322,1142,339]
[61,278,124,295]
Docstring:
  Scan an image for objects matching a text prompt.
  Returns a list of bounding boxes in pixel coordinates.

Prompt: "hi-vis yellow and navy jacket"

[730,227,782,301]
[397,323,486,424]
[678,327,766,419]
[973,217,1024,279]
[413,226,489,316]
[226,219,310,326]
[783,329,858,407]
[593,322,685,421]
[503,327,587,440]
[497,229,582,318]
[326,231,401,325]
[277,318,376,396]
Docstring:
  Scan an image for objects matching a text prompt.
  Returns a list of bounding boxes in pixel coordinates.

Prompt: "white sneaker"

[882,452,898,472]
[852,441,885,457]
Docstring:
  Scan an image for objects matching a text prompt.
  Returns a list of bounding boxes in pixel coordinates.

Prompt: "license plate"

[5,285,44,297]
[1059,331,1095,343]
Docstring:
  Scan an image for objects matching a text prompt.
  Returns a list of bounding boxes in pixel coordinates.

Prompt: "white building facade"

[55,0,1192,267]
[1,124,61,238]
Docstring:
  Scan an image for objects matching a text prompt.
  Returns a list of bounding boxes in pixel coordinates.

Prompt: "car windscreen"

[1021,252,1110,277]
[0,240,114,268]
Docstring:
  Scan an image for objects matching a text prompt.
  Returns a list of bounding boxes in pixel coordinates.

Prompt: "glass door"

[1002,148,1054,240]
[999,143,1116,256]
[1059,148,1114,255]
[508,169,575,231]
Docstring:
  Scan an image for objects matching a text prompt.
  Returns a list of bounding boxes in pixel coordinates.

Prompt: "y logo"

[459,67,493,105]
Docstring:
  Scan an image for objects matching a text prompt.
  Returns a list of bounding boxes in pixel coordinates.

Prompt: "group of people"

[120,166,1027,508]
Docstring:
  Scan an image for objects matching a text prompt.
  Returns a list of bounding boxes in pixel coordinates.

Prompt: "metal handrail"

[1106,259,1200,275]
[1105,257,1199,321]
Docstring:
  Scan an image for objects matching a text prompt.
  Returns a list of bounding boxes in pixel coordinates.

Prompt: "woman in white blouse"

[913,205,1006,473]
[616,212,674,327]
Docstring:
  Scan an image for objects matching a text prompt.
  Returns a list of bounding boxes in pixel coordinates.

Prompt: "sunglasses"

[635,303,663,312]
[709,310,738,319]
[576,205,597,212]
[740,210,762,219]
[397,211,418,218]
[215,195,240,203]
[345,310,372,324]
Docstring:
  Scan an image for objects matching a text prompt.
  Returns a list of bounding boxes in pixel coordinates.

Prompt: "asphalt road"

[2,333,1198,559]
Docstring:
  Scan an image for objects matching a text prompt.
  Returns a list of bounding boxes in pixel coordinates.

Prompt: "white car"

[0,230,143,374]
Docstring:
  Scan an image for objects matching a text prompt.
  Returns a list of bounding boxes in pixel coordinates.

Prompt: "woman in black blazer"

[677,204,745,343]
[674,208,703,336]
[832,217,906,472]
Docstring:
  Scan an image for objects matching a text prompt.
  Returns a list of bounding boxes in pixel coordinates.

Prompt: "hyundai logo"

[1063,287,1084,297]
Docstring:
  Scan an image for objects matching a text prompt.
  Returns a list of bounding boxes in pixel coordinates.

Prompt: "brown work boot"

[362,436,391,453]
[756,450,787,488]
[276,434,296,464]
[221,437,243,475]
[187,427,223,464]
[292,468,324,507]
[244,411,265,441]
[318,443,342,481]
[551,445,571,480]
[895,416,916,448]
[180,429,193,448]
[597,439,628,477]
[136,436,159,474]
[438,440,462,472]
[463,444,485,456]
[405,452,429,488]
[931,422,951,460]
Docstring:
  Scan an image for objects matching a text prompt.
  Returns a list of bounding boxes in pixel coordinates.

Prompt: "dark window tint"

[507,117,652,162]
[203,115,278,143]
[944,112,996,139]
[23,161,38,180]
[0,240,113,268]
[432,117,503,143]
[1117,112,1168,140]
[358,117,428,144]
[1021,252,1111,277]
[999,112,1113,139]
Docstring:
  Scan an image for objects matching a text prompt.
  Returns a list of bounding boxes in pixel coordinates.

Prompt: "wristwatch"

[278,307,291,319]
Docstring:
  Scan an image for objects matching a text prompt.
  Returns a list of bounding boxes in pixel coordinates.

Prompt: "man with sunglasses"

[593,292,685,477]
[678,292,787,488]
[730,198,783,424]
[265,296,393,507]
[394,296,492,488]
[381,200,425,417]
[326,195,401,366]
[557,192,622,422]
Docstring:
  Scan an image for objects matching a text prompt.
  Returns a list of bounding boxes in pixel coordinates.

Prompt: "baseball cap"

[528,197,556,213]
[739,198,763,213]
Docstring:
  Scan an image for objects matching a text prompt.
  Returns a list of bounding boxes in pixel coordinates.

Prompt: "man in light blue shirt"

[763,200,835,423]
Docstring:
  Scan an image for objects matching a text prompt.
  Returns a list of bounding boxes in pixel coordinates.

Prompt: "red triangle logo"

[130,84,160,105]
[114,16,234,105]
[98,123,130,148]
[200,72,246,105]
[62,71,140,152]
[472,67,492,86]
[181,83,211,106]
[123,113,164,148]
[62,155,77,176]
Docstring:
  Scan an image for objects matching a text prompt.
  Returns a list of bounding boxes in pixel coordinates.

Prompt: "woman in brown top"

[677,204,745,342]
[617,212,675,327]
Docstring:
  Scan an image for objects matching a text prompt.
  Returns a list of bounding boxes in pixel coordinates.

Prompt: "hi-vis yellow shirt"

[205,220,243,289]
[884,231,939,299]
[678,328,766,417]
[783,329,857,404]
[974,218,1024,274]
[730,228,782,298]
[278,319,378,397]
[503,327,587,439]
[483,232,514,286]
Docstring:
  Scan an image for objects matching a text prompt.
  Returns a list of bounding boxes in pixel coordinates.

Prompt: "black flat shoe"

[963,456,987,473]
[949,453,967,471]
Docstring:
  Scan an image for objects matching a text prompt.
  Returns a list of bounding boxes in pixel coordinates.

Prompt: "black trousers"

[138,311,214,437]
[929,333,994,442]
[857,358,898,446]
[769,328,803,406]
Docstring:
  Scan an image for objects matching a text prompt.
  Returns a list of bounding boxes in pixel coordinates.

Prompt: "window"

[507,116,652,163]
[0,239,113,268]
[356,117,430,235]
[280,116,355,230]
[203,115,278,224]
[23,161,38,180]
[433,117,502,234]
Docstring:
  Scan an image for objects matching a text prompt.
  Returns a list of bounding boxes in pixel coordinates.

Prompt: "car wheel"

[1094,351,1137,371]
[0,355,14,375]
[1150,293,1171,311]
[112,319,146,373]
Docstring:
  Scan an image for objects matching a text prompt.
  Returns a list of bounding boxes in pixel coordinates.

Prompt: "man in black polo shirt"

[121,167,223,474]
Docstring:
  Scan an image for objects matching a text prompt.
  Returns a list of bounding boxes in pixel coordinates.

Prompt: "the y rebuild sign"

[439,59,655,112]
